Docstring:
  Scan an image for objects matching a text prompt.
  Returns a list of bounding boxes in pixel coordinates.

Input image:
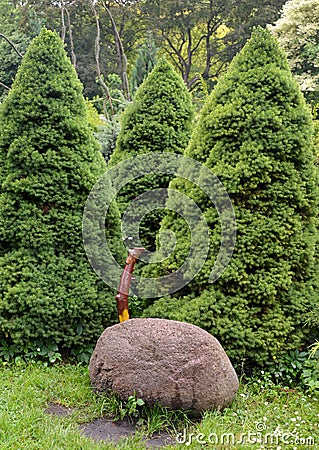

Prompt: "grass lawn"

[0,362,318,449]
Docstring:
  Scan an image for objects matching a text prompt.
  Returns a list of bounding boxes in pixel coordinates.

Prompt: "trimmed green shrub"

[108,58,194,251]
[0,29,123,351]
[142,28,319,369]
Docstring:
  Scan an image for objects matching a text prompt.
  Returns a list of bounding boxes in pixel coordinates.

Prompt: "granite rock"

[89,318,239,414]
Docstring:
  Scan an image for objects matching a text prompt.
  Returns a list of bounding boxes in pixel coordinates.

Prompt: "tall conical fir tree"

[108,58,194,252]
[129,32,158,95]
[143,28,319,368]
[0,29,123,351]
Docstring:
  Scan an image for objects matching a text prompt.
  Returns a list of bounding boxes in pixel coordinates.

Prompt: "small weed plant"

[0,339,62,365]
[98,390,192,435]
[249,347,319,394]
[0,340,96,366]
[102,391,145,422]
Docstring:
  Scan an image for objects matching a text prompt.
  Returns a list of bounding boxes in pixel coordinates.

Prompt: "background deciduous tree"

[139,0,233,90]
[0,0,37,100]
[138,0,286,91]
[271,0,319,104]
[0,0,287,101]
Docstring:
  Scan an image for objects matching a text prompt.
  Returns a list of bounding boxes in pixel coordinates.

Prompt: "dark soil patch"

[45,402,175,448]
[80,417,175,448]
[45,402,74,417]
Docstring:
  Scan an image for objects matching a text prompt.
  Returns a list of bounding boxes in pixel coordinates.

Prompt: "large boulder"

[89,318,239,414]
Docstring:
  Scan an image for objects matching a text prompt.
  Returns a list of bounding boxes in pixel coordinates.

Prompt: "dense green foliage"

[94,74,129,163]
[142,28,319,369]
[0,29,123,351]
[108,58,194,251]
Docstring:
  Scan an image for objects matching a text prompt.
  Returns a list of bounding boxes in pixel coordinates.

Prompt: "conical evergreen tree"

[129,32,158,95]
[143,28,319,368]
[0,29,123,351]
[108,58,194,252]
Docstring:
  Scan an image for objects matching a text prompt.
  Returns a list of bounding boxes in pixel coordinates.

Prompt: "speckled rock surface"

[89,318,239,414]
